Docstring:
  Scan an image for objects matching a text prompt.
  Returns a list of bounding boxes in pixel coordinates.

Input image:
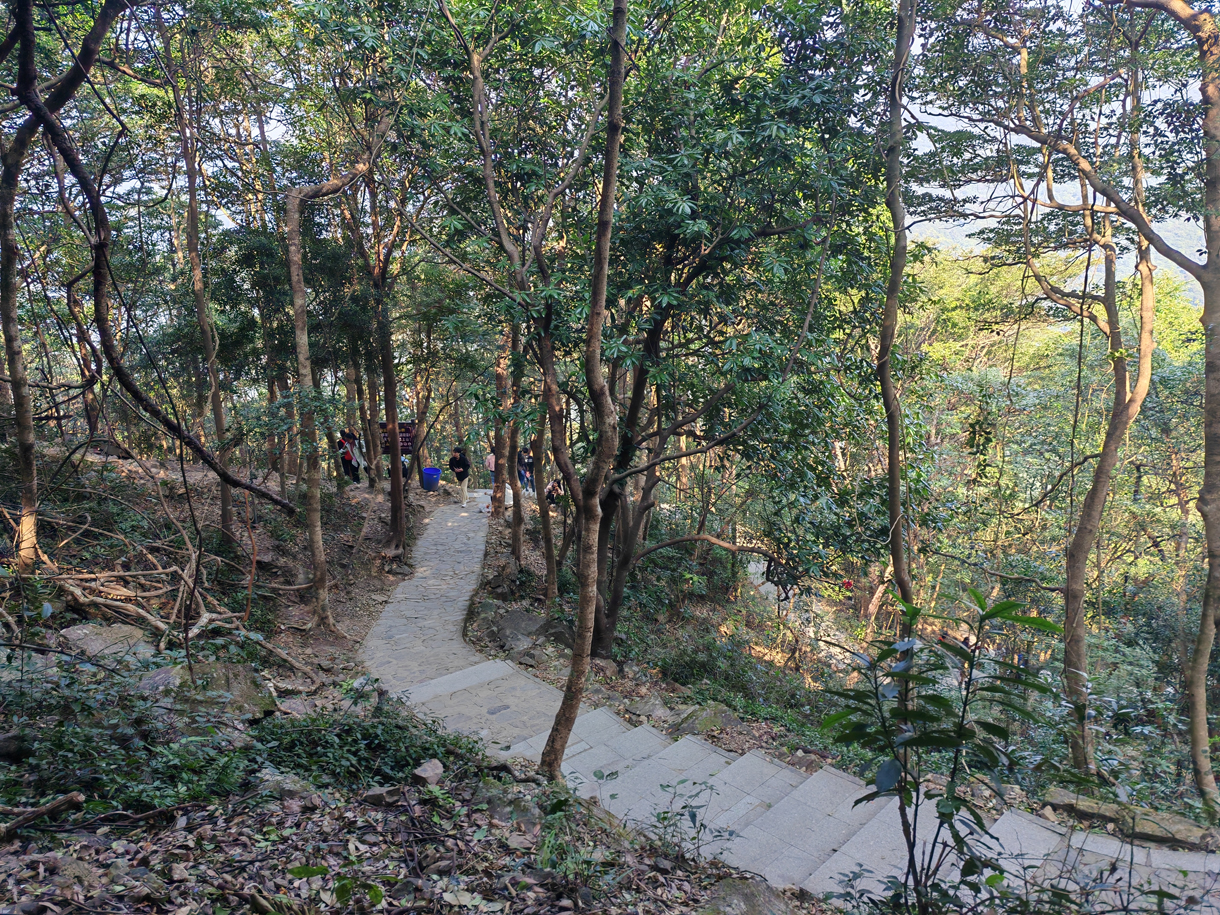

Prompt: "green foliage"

[253,704,480,789]
[820,589,1063,911]
[0,654,479,813]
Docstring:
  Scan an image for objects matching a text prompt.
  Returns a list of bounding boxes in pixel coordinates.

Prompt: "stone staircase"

[364,499,1220,911]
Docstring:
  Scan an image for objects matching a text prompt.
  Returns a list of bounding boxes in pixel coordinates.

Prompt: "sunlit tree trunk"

[540,0,628,778]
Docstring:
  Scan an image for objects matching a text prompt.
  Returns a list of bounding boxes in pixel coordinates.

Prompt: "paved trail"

[363,499,1220,911]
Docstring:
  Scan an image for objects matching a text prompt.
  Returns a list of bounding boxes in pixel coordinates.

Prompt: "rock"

[362,785,403,806]
[139,661,277,723]
[318,661,335,672]
[696,877,799,915]
[590,657,619,678]
[622,662,642,679]
[168,863,189,882]
[511,648,541,668]
[626,696,671,721]
[541,618,575,649]
[253,766,312,799]
[0,730,30,762]
[1044,787,1206,845]
[497,608,546,641]
[502,631,534,654]
[668,702,746,738]
[1039,806,1058,823]
[413,759,444,785]
[59,623,152,660]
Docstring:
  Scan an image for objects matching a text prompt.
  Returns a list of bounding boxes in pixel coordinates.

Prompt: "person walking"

[484,451,496,488]
[522,445,535,494]
[449,446,471,506]
[339,429,360,483]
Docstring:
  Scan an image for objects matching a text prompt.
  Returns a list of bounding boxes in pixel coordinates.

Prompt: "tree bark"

[539,0,629,779]
[491,330,510,519]
[509,325,524,562]
[379,284,406,552]
[159,12,234,540]
[878,0,917,612]
[536,408,558,603]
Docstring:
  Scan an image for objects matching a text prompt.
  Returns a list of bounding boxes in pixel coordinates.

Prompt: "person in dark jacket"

[449,446,471,506]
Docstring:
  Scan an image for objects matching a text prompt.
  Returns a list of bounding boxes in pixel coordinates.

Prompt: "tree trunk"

[509,326,524,562]
[491,330,510,519]
[379,287,406,552]
[365,360,382,490]
[0,122,37,572]
[539,0,629,779]
[536,408,558,604]
[286,190,333,631]
[162,15,234,541]
[878,0,917,613]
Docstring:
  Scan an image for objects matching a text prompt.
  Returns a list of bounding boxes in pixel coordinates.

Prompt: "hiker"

[339,429,360,483]
[523,446,535,493]
[484,450,496,487]
[545,478,563,506]
[517,446,532,493]
[449,446,471,506]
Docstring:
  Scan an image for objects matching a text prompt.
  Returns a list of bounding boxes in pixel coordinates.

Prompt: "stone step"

[721,767,890,888]
[498,706,632,762]
[594,736,737,825]
[403,659,514,704]
[695,750,809,835]
[562,724,674,798]
[414,669,566,753]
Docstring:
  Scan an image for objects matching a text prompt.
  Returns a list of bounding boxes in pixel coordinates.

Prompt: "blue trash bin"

[421,467,442,491]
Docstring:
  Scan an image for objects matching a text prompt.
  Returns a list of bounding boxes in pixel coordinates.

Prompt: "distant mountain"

[912,218,1205,307]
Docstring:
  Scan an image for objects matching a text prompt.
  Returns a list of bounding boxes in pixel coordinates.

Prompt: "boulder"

[502,631,534,654]
[139,661,277,723]
[1044,788,1207,846]
[696,878,799,915]
[626,696,672,722]
[541,618,575,650]
[590,658,619,678]
[59,623,152,660]
[413,759,445,785]
[497,608,546,642]
[252,766,312,799]
[362,785,403,806]
[668,702,746,738]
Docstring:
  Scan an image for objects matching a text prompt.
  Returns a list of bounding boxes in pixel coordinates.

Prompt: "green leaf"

[1006,614,1063,634]
[875,758,903,792]
[287,865,329,879]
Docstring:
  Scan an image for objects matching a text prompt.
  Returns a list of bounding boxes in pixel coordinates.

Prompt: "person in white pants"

[449,446,471,505]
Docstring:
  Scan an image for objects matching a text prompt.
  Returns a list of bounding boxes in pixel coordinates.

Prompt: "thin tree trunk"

[365,360,381,490]
[0,125,37,571]
[379,288,406,551]
[540,0,629,779]
[161,15,234,541]
[878,0,917,612]
[537,408,558,603]
[509,325,524,562]
[491,330,510,519]
[286,191,333,630]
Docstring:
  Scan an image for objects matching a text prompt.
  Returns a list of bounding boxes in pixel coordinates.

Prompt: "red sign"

[378,421,414,455]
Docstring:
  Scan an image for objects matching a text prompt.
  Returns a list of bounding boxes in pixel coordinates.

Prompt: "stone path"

[363,498,1220,912]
